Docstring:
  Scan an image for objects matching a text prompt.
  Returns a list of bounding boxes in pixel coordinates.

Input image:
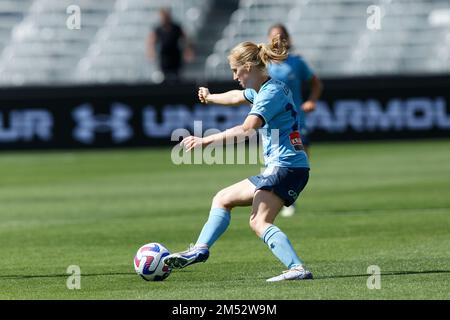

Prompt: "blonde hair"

[227,34,288,71]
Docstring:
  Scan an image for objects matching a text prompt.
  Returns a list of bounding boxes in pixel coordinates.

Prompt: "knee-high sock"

[261,224,303,269]
[196,208,231,248]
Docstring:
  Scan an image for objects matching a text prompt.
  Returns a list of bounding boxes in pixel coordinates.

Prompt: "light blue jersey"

[267,54,314,129]
[244,78,309,169]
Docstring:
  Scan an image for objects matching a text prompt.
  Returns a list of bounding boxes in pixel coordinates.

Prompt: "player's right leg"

[250,189,312,282]
[164,179,255,269]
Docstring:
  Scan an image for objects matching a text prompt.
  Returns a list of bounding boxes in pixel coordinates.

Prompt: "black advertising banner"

[307,75,450,141]
[0,75,449,150]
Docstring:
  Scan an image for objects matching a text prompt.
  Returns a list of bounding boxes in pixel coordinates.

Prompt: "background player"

[164,36,313,282]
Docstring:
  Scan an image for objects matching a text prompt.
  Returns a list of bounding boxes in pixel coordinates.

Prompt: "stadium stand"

[77,0,212,84]
[0,0,212,85]
[0,1,30,51]
[206,0,450,79]
[0,0,115,85]
[0,0,448,86]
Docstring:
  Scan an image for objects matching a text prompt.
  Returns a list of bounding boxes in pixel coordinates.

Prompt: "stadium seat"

[0,0,449,85]
[76,0,211,84]
[206,0,450,79]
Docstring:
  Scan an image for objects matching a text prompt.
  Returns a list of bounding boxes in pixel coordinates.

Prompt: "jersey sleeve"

[243,88,257,104]
[297,56,315,82]
[248,90,281,126]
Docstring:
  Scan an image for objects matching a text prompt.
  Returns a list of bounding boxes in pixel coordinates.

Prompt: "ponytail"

[258,34,288,66]
[228,34,288,71]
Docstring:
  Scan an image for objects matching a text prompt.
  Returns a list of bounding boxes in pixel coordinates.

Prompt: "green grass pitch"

[0,139,449,299]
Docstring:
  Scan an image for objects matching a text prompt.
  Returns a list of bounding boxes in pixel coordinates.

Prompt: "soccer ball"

[133,242,171,281]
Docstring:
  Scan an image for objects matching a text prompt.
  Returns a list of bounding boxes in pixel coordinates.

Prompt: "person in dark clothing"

[147,8,194,83]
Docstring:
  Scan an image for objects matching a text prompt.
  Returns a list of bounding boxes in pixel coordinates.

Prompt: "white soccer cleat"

[280,205,296,217]
[266,266,313,282]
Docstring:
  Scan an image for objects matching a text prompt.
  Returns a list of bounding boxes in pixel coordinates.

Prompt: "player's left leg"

[249,189,312,282]
[164,179,255,269]
[195,178,256,247]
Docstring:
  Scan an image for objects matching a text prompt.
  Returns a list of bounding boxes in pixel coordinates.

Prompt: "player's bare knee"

[212,189,233,211]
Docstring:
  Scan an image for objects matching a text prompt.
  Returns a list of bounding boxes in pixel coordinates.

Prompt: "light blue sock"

[196,208,231,248]
[261,225,303,269]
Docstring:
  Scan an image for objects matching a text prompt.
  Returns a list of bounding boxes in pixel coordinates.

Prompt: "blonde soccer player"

[164,36,313,281]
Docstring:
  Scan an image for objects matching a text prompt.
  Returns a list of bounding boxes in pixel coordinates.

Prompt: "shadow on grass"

[1,270,448,281]
[254,270,450,281]
[0,270,196,280]
[314,270,450,280]
[0,272,135,280]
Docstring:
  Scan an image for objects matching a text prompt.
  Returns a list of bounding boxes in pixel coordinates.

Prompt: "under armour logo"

[72,103,133,144]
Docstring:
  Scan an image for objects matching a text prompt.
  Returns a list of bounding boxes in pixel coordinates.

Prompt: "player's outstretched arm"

[181,115,262,152]
[198,87,250,106]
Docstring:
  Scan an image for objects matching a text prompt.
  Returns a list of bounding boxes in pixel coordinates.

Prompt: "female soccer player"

[163,36,313,282]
